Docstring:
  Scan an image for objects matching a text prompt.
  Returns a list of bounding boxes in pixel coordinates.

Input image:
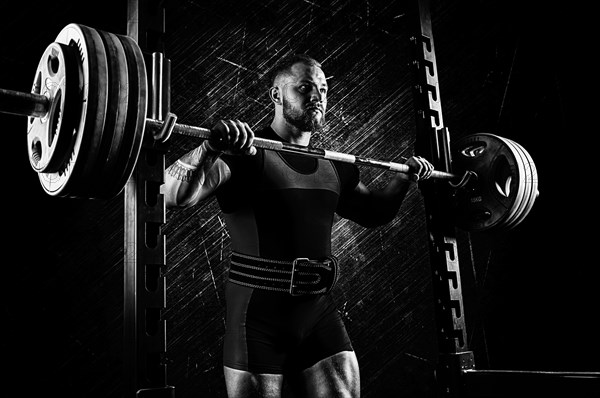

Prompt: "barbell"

[0,23,539,232]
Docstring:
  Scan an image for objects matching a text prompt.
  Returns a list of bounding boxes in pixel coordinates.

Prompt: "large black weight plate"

[452,133,522,232]
[106,33,147,197]
[87,28,131,199]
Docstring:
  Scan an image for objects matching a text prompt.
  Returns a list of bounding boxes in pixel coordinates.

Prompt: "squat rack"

[123,1,173,396]
[122,0,599,396]
[410,0,599,397]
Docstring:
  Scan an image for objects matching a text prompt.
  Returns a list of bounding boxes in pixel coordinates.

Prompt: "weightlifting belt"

[228,252,339,296]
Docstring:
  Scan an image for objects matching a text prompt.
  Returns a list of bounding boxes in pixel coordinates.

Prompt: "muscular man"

[162,54,433,398]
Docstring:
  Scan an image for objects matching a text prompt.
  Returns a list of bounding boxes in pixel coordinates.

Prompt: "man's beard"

[283,99,325,133]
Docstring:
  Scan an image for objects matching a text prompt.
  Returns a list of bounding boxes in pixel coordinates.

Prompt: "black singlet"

[216,126,360,373]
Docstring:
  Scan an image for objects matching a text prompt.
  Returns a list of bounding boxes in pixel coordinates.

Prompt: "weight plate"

[516,139,539,218]
[106,33,147,197]
[504,138,538,229]
[452,133,522,232]
[87,28,130,199]
[501,139,530,229]
[497,136,530,230]
[38,23,108,198]
[27,42,80,173]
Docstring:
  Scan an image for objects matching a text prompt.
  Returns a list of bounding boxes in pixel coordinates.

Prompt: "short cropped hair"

[267,54,322,88]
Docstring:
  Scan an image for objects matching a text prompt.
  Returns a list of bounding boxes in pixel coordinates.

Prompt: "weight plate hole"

[31,139,42,165]
[48,53,60,75]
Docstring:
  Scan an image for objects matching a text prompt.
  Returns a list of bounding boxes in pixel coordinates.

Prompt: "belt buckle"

[289,257,309,296]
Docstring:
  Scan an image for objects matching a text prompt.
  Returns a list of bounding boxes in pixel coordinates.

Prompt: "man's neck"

[270,119,311,146]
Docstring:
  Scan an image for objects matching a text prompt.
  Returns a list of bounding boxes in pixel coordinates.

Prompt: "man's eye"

[298,85,309,93]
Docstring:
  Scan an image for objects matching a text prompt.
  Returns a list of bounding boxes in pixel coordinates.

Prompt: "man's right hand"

[208,119,256,156]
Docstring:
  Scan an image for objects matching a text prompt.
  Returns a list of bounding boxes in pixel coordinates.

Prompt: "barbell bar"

[0,87,457,181]
[0,23,539,231]
[146,116,458,179]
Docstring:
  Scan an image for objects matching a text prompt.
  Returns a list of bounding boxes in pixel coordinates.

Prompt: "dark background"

[0,1,596,397]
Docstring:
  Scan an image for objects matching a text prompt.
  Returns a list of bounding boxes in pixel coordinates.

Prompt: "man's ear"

[269,86,282,105]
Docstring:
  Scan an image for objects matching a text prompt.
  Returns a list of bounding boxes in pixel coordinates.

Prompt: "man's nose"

[310,88,323,102]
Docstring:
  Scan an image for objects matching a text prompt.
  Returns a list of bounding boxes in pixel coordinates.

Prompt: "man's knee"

[301,351,360,398]
[224,366,284,398]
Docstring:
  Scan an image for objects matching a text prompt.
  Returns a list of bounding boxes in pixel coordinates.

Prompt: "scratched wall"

[162,1,437,397]
[1,1,597,398]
